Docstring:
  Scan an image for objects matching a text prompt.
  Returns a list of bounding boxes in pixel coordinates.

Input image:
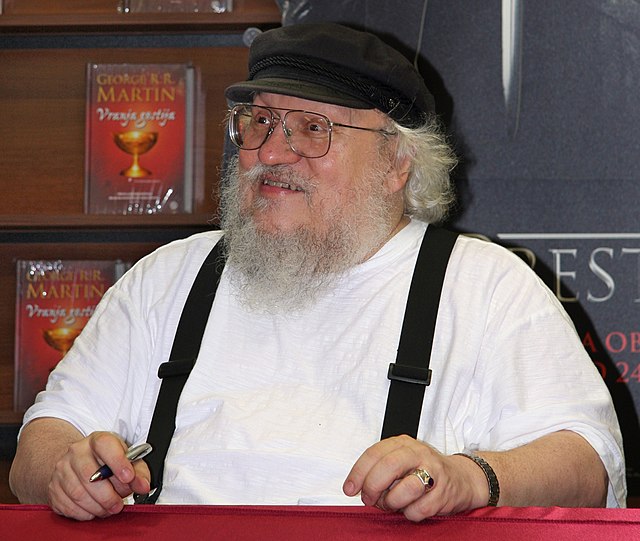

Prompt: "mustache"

[239,163,317,193]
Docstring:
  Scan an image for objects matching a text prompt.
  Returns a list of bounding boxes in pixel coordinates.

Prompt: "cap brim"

[225,77,374,109]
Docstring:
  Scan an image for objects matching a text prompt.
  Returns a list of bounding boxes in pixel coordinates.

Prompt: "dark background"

[276,0,640,496]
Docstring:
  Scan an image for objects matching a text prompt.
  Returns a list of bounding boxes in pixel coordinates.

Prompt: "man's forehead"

[253,92,380,123]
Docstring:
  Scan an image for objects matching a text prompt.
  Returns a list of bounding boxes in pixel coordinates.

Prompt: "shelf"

[0,214,219,230]
[0,0,281,34]
[0,12,281,34]
[0,411,23,426]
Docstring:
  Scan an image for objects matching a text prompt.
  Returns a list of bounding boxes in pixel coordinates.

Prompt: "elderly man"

[10,23,625,522]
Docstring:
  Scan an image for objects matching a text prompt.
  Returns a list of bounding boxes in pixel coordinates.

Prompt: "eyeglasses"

[228,103,397,158]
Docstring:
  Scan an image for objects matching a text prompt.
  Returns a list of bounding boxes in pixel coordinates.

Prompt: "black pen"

[89,442,153,482]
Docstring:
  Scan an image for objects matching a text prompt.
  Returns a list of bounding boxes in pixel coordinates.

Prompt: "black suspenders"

[135,226,458,503]
[134,241,226,504]
[381,226,458,438]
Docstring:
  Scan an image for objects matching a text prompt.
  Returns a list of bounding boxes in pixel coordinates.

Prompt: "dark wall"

[278,0,640,496]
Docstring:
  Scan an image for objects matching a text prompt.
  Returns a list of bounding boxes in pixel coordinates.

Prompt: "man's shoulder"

[140,229,224,265]
[395,223,529,276]
[448,232,561,307]
[446,231,550,294]
[118,230,225,292]
[451,232,532,269]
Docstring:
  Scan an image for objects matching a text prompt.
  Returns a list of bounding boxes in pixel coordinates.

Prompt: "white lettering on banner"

[549,248,579,303]
[547,247,621,303]
[477,233,640,304]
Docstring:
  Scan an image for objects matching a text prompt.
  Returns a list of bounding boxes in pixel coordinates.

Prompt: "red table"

[2,504,639,540]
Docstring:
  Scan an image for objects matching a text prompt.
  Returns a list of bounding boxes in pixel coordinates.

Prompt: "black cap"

[225,23,435,128]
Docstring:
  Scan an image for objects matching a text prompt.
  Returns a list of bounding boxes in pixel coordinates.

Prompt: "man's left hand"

[342,435,488,521]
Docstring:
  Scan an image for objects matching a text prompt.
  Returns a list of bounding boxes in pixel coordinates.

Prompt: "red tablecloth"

[2,504,639,540]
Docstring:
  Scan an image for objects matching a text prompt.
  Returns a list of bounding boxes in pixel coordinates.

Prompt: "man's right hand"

[46,430,151,520]
[10,419,152,522]
[48,432,150,520]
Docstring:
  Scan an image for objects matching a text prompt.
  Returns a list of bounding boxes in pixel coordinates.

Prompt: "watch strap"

[455,452,500,506]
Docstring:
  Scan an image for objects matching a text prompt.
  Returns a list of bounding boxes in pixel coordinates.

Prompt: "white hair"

[391,116,458,224]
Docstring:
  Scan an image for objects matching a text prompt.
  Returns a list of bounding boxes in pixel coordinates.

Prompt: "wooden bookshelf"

[0,0,280,32]
[0,0,280,503]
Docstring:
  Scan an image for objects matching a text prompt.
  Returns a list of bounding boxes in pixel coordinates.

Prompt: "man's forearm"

[9,417,84,503]
[478,430,608,508]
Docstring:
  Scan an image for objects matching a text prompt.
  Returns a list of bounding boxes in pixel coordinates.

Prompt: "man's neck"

[361,214,410,262]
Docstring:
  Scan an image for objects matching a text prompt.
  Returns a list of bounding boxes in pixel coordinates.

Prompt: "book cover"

[84,63,203,215]
[13,259,130,412]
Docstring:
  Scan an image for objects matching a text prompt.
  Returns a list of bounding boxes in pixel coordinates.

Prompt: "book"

[13,259,130,412]
[84,63,204,215]
[119,0,233,12]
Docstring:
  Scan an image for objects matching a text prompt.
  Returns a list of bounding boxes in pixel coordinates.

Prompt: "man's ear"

[385,154,412,195]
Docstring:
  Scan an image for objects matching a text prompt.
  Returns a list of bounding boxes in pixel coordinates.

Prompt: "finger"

[68,437,129,513]
[49,488,97,522]
[402,492,442,522]
[132,455,151,485]
[48,464,96,521]
[343,435,418,497]
[89,433,135,485]
[354,441,428,507]
[49,459,124,520]
[382,469,436,512]
[111,459,151,498]
[51,482,123,521]
[362,448,430,507]
[396,459,481,521]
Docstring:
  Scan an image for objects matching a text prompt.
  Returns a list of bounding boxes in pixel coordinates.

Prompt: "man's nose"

[257,122,301,165]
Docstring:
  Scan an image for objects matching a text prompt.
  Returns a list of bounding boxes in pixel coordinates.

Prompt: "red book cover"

[84,63,203,215]
[13,260,129,412]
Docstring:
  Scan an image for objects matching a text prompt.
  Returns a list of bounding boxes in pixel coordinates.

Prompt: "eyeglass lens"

[230,105,332,158]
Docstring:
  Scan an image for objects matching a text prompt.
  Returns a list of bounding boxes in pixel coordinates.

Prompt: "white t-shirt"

[22,220,626,507]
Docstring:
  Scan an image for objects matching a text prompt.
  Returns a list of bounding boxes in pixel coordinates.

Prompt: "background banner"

[279,0,640,495]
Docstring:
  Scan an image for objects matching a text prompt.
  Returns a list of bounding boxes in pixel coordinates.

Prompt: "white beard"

[218,155,397,314]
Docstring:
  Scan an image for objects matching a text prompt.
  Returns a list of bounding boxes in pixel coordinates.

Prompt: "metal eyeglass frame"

[228,103,397,158]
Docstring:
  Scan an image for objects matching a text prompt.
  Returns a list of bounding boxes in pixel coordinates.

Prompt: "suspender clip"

[387,363,432,386]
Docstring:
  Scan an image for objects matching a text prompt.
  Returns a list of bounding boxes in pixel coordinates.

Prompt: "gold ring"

[411,468,435,491]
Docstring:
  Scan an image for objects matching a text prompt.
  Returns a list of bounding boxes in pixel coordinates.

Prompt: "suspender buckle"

[387,363,432,386]
[158,358,197,378]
